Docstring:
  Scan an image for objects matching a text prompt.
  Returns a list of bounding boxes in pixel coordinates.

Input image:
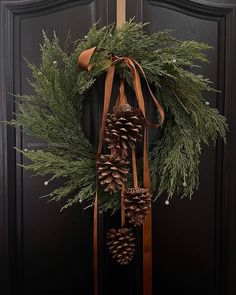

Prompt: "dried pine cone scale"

[124,188,152,226]
[106,228,135,265]
[97,154,129,194]
[105,103,145,157]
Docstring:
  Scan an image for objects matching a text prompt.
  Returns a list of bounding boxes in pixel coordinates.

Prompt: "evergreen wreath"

[10,21,227,212]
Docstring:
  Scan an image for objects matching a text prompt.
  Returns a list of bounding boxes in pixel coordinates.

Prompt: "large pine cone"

[105,103,145,157]
[106,228,135,265]
[97,154,129,194]
[124,188,152,226]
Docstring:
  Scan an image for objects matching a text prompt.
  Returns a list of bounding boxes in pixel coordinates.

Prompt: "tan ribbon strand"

[117,78,128,227]
[131,58,165,127]
[143,127,152,295]
[132,148,138,190]
[78,47,164,295]
[126,58,153,294]
[97,65,115,154]
[94,64,115,295]
[121,184,126,227]
[122,57,164,127]
[93,192,98,295]
[78,48,115,295]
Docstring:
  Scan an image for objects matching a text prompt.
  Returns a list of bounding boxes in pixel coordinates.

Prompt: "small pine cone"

[105,103,145,157]
[97,154,129,194]
[124,188,152,226]
[106,228,135,265]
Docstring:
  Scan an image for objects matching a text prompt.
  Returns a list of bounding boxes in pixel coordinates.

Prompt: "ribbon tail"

[143,210,152,295]
[94,64,115,295]
[127,57,153,295]
[79,49,116,295]
[116,76,128,228]
[93,192,98,295]
[143,128,152,295]
[121,185,126,227]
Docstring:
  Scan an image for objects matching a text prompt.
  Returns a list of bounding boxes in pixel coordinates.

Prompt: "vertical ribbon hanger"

[78,48,116,295]
[125,58,153,295]
[116,76,128,227]
[78,20,165,295]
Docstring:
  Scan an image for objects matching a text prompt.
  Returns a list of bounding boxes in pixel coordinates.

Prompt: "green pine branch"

[7,20,227,212]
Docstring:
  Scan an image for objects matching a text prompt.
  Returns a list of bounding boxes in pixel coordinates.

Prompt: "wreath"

[10,21,227,271]
[12,20,227,211]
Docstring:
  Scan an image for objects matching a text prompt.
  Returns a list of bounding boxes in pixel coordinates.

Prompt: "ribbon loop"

[77,47,97,71]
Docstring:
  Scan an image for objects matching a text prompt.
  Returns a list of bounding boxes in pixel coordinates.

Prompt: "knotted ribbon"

[78,47,164,295]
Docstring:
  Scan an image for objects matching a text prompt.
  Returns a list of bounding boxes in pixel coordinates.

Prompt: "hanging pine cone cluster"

[97,154,129,194]
[106,228,136,265]
[124,188,152,226]
[100,97,150,265]
[105,103,145,157]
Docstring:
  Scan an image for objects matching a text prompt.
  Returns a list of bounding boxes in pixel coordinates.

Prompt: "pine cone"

[124,188,152,226]
[97,154,129,194]
[106,228,135,265]
[105,103,145,157]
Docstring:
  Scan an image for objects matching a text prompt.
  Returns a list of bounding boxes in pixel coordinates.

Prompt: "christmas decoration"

[97,154,129,194]
[106,228,136,265]
[8,20,228,293]
[105,103,144,157]
[10,21,227,211]
[124,188,152,226]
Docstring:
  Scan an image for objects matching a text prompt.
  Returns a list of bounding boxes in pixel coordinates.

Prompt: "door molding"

[127,1,236,295]
[0,0,116,293]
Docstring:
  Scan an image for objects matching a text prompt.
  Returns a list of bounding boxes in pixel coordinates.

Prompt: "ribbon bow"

[78,47,164,295]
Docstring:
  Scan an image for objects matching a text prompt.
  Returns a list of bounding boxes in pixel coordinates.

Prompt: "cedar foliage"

[10,20,227,211]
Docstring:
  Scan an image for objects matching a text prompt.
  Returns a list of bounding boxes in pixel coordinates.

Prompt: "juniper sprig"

[9,20,227,212]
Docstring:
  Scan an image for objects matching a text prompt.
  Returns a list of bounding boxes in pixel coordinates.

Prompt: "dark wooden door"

[0,1,116,294]
[126,1,236,295]
[1,1,236,295]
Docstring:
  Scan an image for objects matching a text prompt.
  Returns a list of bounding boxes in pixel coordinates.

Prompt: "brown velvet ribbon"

[78,47,164,295]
